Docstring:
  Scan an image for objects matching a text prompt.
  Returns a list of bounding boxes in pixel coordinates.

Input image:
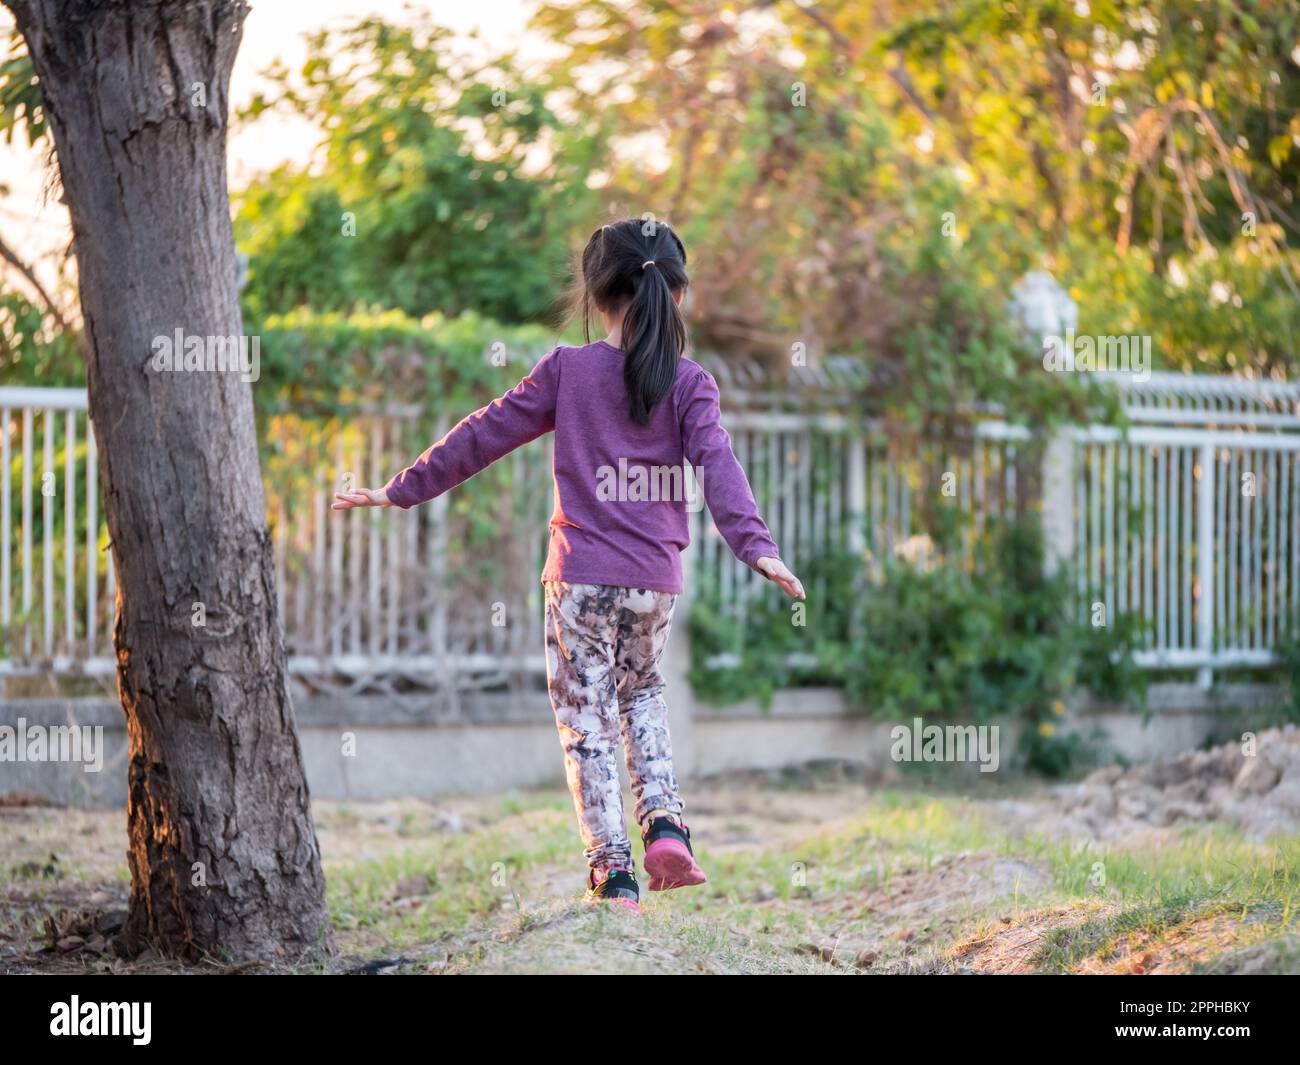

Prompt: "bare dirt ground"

[3,727,1299,975]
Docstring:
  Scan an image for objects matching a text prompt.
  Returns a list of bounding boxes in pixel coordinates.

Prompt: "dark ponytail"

[572,218,688,425]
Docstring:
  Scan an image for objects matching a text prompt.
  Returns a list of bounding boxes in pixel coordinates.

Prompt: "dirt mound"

[1055,724,1300,840]
[952,904,1101,973]
[952,904,1268,974]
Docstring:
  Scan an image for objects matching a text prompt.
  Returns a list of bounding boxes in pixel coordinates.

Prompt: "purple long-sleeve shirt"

[383,339,780,594]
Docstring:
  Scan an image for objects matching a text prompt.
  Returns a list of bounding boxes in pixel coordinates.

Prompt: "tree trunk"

[6,0,331,963]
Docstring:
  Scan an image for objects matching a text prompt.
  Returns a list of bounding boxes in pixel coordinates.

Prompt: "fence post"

[1041,428,1075,577]
[847,435,867,558]
[1196,441,1215,689]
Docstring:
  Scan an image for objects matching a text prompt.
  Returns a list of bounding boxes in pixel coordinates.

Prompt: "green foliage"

[897,0,1300,383]
[691,517,1147,775]
[529,0,1299,387]
[1075,609,1150,709]
[234,14,594,327]
[253,306,565,419]
[1275,617,1300,724]
[0,290,80,386]
[0,37,45,147]
[845,522,1076,726]
[15,2,1295,414]
[688,549,860,707]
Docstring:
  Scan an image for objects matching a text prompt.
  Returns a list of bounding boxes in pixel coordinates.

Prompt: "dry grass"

[2,765,1297,975]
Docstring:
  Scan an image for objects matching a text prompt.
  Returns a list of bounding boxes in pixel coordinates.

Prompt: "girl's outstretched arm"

[679,368,805,599]
[333,348,561,512]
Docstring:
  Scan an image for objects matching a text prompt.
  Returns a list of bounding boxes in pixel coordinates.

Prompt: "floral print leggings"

[543,581,684,873]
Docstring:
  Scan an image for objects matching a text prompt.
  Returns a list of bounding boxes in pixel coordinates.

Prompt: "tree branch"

[0,225,72,333]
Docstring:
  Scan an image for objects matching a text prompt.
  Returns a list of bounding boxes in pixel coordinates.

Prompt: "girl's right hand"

[755,556,805,600]
[332,487,392,510]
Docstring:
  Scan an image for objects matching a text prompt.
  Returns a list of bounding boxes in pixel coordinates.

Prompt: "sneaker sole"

[644,838,707,891]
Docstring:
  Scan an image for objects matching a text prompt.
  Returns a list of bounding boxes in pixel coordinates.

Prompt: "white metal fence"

[0,387,112,673]
[696,411,1028,610]
[1070,372,1300,681]
[0,388,553,691]
[1073,427,1300,674]
[2,371,1298,688]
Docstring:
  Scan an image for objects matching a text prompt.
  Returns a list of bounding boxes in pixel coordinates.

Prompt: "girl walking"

[334,218,804,910]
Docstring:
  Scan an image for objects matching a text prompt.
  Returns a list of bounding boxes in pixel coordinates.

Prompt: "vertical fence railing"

[1073,425,1300,684]
[712,414,1029,572]
[262,408,553,685]
[0,387,115,673]
[698,412,1031,668]
[0,390,554,684]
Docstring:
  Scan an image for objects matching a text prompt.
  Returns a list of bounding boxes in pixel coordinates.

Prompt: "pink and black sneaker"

[586,866,641,912]
[641,815,707,891]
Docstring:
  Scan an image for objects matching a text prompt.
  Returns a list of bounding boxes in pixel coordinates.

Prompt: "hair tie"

[642,260,656,269]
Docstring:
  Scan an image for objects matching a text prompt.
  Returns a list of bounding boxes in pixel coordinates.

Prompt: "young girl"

[333,218,804,910]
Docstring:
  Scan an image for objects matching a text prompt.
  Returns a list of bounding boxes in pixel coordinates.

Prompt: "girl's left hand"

[332,487,392,510]
[755,556,805,600]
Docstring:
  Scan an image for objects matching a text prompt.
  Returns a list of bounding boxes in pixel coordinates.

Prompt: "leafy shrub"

[690,517,1146,775]
[1275,620,1300,725]
[252,306,567,420]
[1075,610,1150,710]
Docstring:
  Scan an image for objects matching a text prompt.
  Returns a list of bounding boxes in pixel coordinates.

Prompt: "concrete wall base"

[1,683,1288,807]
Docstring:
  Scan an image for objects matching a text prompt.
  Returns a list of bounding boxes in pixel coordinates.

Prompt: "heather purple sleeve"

[679,368,781,569]
[384,348,560,508]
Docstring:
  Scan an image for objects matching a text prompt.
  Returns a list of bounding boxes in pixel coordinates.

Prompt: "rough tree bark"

[6,0,331,962]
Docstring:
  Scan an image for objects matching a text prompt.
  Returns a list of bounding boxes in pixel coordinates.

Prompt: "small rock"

[1234,758,1282,795]
[796,941,839,964]
[1266,778,1300,814]
[1084,788,1117,818]
[1117,794,1150,820]
[1159,801,1204,825]
[1220,745,1247,779]
[993,859,1051,893]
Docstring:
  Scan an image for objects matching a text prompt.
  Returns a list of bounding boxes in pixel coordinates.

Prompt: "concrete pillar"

[1041,428,1075,577]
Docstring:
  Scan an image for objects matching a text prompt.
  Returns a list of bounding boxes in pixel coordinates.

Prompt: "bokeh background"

[2,1,1300,975]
